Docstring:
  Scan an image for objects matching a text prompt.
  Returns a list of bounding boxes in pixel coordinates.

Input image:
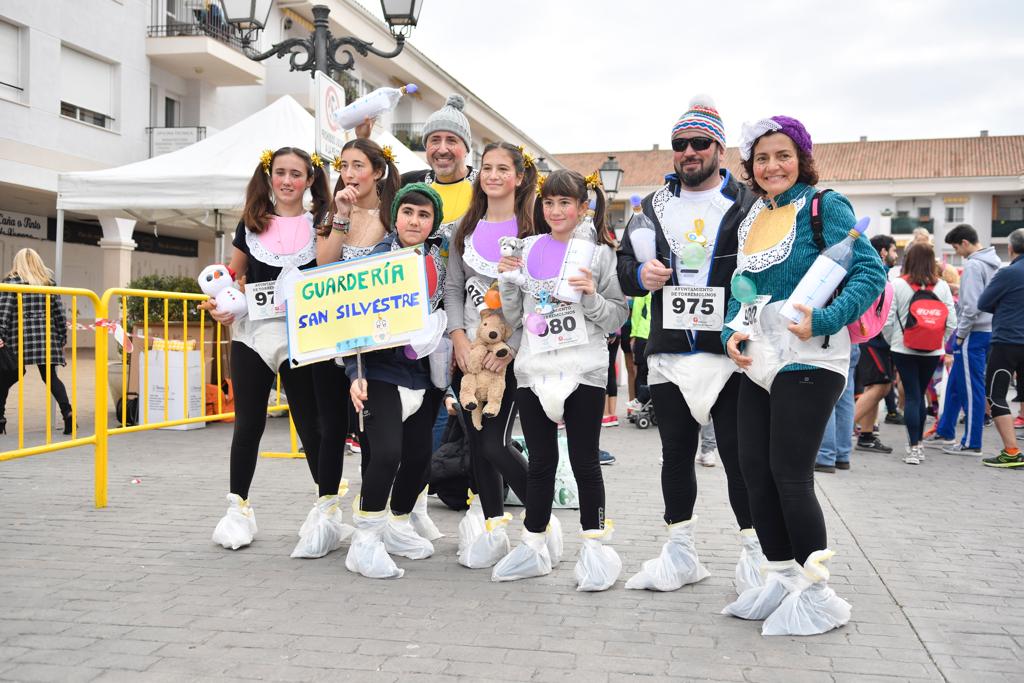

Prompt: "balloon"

[484,289,502,310]
[525,312,548,336]
[731,273,758,304]
[681,243,706,270]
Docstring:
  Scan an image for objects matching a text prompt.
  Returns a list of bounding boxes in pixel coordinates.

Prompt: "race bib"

[465,276,493,312]
[663,286,725,331]
[726,294,772,339]
[245,281,283,320]
[526,303,589,354]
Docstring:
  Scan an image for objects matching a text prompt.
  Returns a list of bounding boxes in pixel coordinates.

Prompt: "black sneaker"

[599,450,616,465]
[814,464,836,473]
[856,436,893,453]
[884,411,905,425]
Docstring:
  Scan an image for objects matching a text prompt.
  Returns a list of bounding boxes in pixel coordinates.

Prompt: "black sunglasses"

[671,137,716,152]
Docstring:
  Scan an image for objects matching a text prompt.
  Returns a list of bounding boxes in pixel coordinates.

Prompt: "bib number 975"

[663,285,724,331]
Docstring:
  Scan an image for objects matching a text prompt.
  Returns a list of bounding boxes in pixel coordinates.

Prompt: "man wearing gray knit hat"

[400,94,478,233]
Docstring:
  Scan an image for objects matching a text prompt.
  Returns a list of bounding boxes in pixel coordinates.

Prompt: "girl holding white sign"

[493,170,628,590]
[444,143,536,569]
[204,147,330,552]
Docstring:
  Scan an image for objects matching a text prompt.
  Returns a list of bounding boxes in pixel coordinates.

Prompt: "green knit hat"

[391,182,444,234]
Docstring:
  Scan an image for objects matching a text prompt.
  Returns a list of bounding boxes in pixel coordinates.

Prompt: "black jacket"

[616,169,755,357]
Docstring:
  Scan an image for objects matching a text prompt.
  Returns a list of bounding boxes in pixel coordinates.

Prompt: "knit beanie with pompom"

[421,94,472,153]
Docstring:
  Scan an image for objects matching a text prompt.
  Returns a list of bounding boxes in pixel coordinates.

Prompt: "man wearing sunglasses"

[616,96,759,593]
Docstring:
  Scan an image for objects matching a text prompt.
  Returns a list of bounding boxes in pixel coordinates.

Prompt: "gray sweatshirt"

[956,246,1001,339]
[444,235,523,349]
[500,242,628,390]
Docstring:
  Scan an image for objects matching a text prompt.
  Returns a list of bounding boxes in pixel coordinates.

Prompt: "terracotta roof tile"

[555,135,1024,190]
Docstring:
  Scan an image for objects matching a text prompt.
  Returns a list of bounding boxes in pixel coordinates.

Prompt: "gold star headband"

[535,173,546,196]
[331,155,343,172]
[381,145,396,164]
[310,152,324,170]
[259,149,273,175]
[517,145,535,169]
[584,172,602,190]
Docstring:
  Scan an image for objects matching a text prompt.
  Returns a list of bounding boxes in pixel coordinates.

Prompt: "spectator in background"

[977,228,1024,468]
[924,225,1000,455]
[854,235,898,454]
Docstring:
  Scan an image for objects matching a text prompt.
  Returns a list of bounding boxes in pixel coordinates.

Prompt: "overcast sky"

[358,0,1024,154]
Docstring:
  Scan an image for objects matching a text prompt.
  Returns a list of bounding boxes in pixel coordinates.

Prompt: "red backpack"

[897,277,948,352]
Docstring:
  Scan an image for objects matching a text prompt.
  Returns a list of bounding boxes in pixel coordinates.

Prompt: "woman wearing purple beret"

[720,116,886,635]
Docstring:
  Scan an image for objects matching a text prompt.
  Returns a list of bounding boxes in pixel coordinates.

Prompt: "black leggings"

[892,353,940,445]
[358,381,442,514]
[986,343,1024,418]
[228,341,321,500]
[606,336,620,397]
[632,338,650,404]
[311,360,350,498]
[738,371,844,565]
[518,385,606,533]
[0,363,72,418]
[650,372,751,528]
[452,366,527,519]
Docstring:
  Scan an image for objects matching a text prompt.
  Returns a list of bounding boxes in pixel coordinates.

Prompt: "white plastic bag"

[459,513,512,569]
[382,514,434,560]
[722,561,799,620]
[761,550,851,636]
[574,525,622,592]
[625,517,709,591]
[411,485,444,541]
[457,492,486,558]
[491,529,552,582]
[345,509,403,579]
[546,513,564,565]
[290,495,354,559]
[298,479,351,538]
[735,528,767,595]
[212,493,257,550]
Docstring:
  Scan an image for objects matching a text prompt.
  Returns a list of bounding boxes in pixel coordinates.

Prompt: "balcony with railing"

[146,1,264,86]
[993,219,1024,238]
[891,216,932,234]
[392,123,425,152]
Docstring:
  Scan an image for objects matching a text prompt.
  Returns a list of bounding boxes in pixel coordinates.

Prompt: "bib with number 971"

[245,281,283,320]
[662,285,725,331]
[525,302,589,353]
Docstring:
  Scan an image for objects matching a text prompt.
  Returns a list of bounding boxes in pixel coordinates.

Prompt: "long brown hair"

[241,147,330,233]
[321,138,401,236]
[741,131,820,196]
[454,142,537,255]
[534,169,613,247]
[901,243,939,287]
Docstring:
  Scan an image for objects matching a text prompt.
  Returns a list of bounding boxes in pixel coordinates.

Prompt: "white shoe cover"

[574,524,622,592]
[299,479,351,538]
[546,513,564,565]
[411,486,444,541]
[457,492,486,558]
[491,529,552,582]
[761,550,851,636]
[459,513,512,569]
[345,509,404,579]
[735,528,767,595]
[722,559,801,620]
[382,514,434,560]
[212,494,257,550]
[290,495,355,559]
[625,517,710,591]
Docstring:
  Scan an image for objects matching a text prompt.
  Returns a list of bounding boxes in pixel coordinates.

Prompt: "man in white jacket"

[925,225,1001,455]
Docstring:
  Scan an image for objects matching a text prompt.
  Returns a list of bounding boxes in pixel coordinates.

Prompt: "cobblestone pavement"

[1,405,1022,682]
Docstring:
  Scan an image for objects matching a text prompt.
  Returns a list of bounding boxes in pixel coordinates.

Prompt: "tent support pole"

[55,209,65,285]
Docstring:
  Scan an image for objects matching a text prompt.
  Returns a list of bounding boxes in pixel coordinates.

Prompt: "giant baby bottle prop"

[554,199,598,303]
[779,217,870,324]
[333,84,418,130]
[626,194,658,264]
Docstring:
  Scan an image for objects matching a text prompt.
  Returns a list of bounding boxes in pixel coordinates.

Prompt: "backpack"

[809,189,893,345]
[896,277,948,352]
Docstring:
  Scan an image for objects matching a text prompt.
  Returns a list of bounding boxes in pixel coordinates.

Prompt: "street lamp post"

[598,155,624,198]
[220,1,423,76]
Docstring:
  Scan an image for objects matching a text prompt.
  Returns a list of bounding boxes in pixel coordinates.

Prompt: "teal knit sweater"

[721,183,886,372]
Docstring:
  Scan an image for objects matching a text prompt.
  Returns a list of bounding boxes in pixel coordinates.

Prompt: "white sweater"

[882,277,957,356]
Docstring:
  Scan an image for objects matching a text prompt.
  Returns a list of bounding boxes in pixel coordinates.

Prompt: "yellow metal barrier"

[1,284,300,508]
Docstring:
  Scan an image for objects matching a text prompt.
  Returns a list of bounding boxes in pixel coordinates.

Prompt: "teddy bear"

[497,236,525,286]
[459,310,513,430]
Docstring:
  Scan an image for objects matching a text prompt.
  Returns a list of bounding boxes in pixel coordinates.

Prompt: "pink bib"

[257,215,312,255]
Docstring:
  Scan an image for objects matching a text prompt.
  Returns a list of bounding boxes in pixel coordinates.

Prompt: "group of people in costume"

[201,93,887,636]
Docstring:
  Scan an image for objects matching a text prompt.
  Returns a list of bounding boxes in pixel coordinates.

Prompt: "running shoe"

[856,436,893,453]
[1014,416,1024,429]
[921,434,955,450]
[903,446,921,465]
[599,450,616,465]
[696,449,717,467]
[836,461,850,470]
[624,398,642,416]
[884,411,905,425]
[814,464,836,473]
[984,416,993,428]
[601,415,619,428]
[982,450,1024,468]
[345,436,361,455]
[941,443,982,456]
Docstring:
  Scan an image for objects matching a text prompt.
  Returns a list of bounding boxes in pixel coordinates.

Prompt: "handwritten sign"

[286,246,429,366]
[0,209,46,240]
